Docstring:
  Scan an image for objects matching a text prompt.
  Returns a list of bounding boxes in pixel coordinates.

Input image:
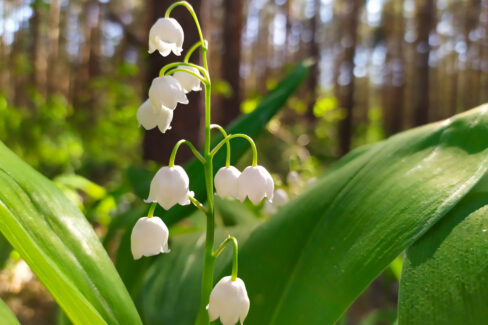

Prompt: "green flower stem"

[214,236,239,281]
[169,140,205,167]
[189,196,208,215]
[164,68,209,86]
[210,124,230,168]
[166,3,217,324]
[210,133,258,167]
[165,1,204,45]
[195,82,215,325]
[159,62,209,82]
[184,41,203,62]
[147,202,157,218]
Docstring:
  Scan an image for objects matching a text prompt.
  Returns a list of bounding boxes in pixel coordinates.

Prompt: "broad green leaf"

[0,141,142,325]
[239,106,488,325]
[126,62,310,226]
[0,299,19,325]
[0,233,11,268]
[398,188,488,324]
[141,105,488,324]
[54,174,107,200]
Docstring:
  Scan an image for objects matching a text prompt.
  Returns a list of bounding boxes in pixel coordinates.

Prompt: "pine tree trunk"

[306,0,321,122]
[143,0,203,164]
[219,0,244,126]
[337,0,361,156]
[412,0,434,126]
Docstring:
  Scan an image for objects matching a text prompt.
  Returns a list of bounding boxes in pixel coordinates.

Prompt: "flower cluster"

[137,18,204,134]
[215,165,274,204]
[130,3,274,324]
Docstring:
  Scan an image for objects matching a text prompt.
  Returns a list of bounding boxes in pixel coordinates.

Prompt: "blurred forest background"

[2,0,488,180]
[0,0,487,324]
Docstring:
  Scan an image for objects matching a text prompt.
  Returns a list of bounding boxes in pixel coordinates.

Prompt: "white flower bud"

[238,165,274,205]
[214,166,241,199]
[145,165,194,210]
[149,76,188,112]
[262,189,288,215]
[148,18,184,56]
[287,171,301,185]
[273,189,289,207]
[137,99,173,133]
[207,276,250,325]
[173,66,203,93]
[131,217,170,260]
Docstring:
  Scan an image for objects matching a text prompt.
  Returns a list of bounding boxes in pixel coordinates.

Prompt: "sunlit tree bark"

[381,0,405,135]
[336,0,361,156]
[412,0,435,126]
[220,0,244,126]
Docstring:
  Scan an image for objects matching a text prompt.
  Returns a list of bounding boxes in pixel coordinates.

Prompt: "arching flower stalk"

[130,2,274,324]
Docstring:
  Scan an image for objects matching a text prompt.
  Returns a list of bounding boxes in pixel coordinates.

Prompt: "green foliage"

[0,62,141,180]
[399,184,488,324]
[0,299,19,325]
[137,105,488,324]
[0,141,142,325]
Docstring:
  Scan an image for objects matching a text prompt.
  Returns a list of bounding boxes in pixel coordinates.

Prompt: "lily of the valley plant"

[132,2,273,325]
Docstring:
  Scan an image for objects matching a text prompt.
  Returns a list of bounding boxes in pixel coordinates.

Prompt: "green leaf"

[140,105,488,324]
[0,233,12,268]
[54,174,107,200]
[0,299,20,325]
[126,62,310,226]
[398,184,488,324]
[0,141,142,325]
[238,106,488,325]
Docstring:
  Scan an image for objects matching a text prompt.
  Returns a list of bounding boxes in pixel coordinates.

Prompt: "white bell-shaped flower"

[131,216,170,260]
[207,276,250,325]
[214,166,241,199]
[145,165,194,210]
[273,189,289,207]
[173,66,203,93]
[238,165,274,205]
[148,18,184,56]
[263,189,289,215]
[137,99,173,133]
[149,76,188,112]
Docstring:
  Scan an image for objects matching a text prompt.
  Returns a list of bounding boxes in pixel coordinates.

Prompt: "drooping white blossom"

[145,165,194,210]
[287,171,301,185]
[131,217,170,259]
[207,276,250,325]
[263,189,289,215]
[273,189,289,207]
[149,76,188,112]
[237,165,274,205]
[214,166,241,199]
[148,18,184,56]
[137,99,173,133]
[173,66,203,93]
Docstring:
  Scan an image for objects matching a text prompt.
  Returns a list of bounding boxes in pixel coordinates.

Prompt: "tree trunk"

[381,0,405,135]
[219,0,244,126]
[306,0,321,122]
[336,0,361,156]
[143,0,203,164]
[30,0,47,96]
[47,0,61,96]
[412,0,434,126]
